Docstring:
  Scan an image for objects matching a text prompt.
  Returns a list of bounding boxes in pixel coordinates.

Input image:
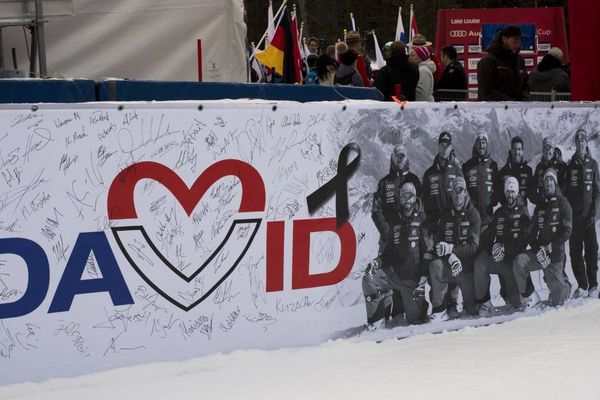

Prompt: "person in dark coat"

[434,45,467,99]
[514,168,573,307]
[528,47,570,94]
[528,137,567,206]
[461,130,499,229]
[495,136,533,206]
[363,182,429,327]
[428,176,481,320]
[373,41,419,101]
[474,176,531,315]
[562,129,600,298]
[477,25,529,101]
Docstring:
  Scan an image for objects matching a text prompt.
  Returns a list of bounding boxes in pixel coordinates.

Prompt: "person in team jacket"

[428,176,481,320]
[528,137,567,206]
[363,182,429,326]
[462,131,498,229]
[562,129,600,298]
[474,176,531,316]
[372,144,422,252]
[496,136,533,206]
[371,144,423,318]
[422,131,464,233]
[494,136,535,300]
[514,168,573,307]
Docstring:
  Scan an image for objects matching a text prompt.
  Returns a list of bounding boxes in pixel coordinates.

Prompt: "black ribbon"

[307,143,361,227]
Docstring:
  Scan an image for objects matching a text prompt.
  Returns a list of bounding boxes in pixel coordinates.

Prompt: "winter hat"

[476,130,489,143]
[412,46,431,61]
[575,129,588,142]
[542,137,554,149]
[547,47,563,62]
[504,176,519,195]
[543,167,558,184]
[400,182,416,198]
[454,176,467,190]
[438,131,452,145]
[393,144,407,157]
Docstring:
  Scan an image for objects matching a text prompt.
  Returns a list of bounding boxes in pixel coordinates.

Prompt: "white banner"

[0,100,599,385]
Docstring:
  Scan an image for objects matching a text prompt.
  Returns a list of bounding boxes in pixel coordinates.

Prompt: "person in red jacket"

[514,167,573,307]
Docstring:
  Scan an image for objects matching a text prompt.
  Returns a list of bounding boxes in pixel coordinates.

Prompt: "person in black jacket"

[562,129,600,298]
[429,176,481,320]
[474,177,531,315]
[477,25,528,101]
[514,168,573,307]
[371,144,422,319]
[496,136,533,206]
[373,41,419,101]
[422,131,464,233]
[462,130,499,229]
[494,136,535,302]
[434,45,467,100]
[528,137,567,206]
[363,182,429,327]
[527,47,570,94]
[372,144,422,252]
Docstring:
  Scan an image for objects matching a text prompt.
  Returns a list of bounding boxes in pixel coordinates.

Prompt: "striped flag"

[255,7,299,83]
[409,4,419,43]
[395,7,406,43]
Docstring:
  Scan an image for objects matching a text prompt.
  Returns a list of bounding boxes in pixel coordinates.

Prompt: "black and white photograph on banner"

[1,0,600,399]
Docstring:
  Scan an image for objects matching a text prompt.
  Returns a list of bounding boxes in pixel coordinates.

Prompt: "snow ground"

[2,299,600,400]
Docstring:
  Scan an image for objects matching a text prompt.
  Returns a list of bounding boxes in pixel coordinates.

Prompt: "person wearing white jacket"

[409,46,436,102]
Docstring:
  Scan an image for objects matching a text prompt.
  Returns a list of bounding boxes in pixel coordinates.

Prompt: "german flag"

[256,8,298,83]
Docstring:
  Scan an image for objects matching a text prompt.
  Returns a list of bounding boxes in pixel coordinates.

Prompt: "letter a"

[49,232,133,313]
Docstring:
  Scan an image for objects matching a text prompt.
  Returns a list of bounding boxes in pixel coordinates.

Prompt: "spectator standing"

[345,31,372,87]
[316,53,336,85]
[477,25,528,101]
[373,41,419,101]
[528,47,570,94]
[307,36,320,55]
[434,45,467,99]
[334,47,363,87]
[408,46,436,101]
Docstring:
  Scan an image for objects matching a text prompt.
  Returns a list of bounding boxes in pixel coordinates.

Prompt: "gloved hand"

[536,246,551,269]
[435,241,454,257]
[365,257,381,278]
[492,242,505,262]
[413,276,427,301]
[448,254,463,277]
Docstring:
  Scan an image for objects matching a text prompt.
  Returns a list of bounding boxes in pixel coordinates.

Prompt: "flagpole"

[409,4,414,43]
[249,0,288,62]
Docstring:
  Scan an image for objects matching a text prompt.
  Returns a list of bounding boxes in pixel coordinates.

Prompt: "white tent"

[0,0,247,82]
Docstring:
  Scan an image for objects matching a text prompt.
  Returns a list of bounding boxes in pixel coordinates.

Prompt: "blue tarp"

[0,79,96,103]
[96,80,384,102]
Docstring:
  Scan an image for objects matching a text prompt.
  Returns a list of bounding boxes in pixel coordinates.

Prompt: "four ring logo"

[450,30,468,38]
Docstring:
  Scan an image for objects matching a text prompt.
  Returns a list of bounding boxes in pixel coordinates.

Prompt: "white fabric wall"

[0,0,247,82]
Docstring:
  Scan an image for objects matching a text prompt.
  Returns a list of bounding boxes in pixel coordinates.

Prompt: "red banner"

[435,7,568,99]
[569,0,600,101]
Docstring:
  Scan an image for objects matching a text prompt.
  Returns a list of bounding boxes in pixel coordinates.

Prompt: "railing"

[433,89,571,102]
[528,90,571,102]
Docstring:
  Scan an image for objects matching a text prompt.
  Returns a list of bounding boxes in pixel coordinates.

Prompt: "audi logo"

[450,30,468,38]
